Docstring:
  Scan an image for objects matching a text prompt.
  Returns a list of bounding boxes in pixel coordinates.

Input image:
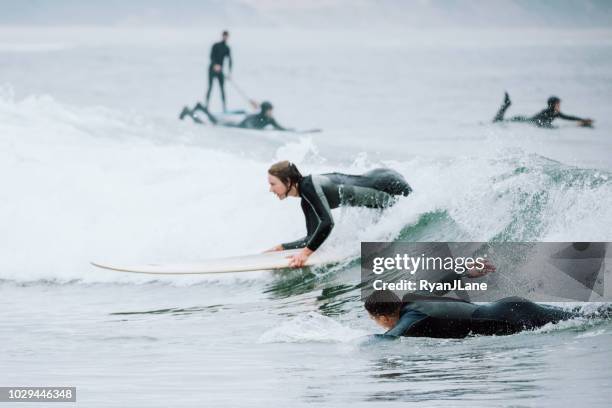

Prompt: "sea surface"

[1,26,612,407]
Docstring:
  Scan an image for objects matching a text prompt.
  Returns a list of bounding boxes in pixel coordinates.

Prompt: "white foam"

[258,311,367,343]
[3,92,611,284]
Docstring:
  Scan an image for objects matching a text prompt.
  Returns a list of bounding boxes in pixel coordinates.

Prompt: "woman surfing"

[266,161,412,267]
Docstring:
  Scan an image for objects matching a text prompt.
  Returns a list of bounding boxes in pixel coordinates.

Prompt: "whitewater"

[1,26,612,407]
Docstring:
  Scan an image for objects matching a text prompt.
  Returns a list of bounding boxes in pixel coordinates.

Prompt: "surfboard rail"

[91,249,345,275]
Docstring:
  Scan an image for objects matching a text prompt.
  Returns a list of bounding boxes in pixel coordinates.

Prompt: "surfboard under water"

[91,249,345,275]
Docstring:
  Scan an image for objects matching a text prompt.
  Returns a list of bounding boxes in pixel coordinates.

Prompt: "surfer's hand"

[288,248,313,268]
[213,64,222,72]
[264,245,284,253]
[467,259,495,278]
[579,119,593,127]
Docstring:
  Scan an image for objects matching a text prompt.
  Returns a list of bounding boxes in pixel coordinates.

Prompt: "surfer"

[365,290,577,339]
[265,161,412,267]
[180,101,289,131]
[492,92,593,128]
[205,30,232,112]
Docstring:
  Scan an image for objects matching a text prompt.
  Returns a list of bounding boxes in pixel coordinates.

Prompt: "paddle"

[228,78,259,110]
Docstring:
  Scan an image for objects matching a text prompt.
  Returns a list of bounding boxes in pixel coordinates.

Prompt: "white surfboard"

[91,249,345,275]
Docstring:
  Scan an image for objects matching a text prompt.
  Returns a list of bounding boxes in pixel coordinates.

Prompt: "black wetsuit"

[199,108,286,130]
[206,41,232,110]
[282,169,412,251]
[239,113,285,130]
[527,107,584,127]
[493,98,584,128]
[383,294,576,339]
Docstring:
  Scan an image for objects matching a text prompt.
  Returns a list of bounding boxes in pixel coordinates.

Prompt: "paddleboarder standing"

[205,30,232,112]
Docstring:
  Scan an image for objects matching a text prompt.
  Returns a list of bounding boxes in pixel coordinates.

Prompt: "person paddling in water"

[493,92,593,128]
[365,290,578,339]
[265,161,412,267]
[180,100,289,131]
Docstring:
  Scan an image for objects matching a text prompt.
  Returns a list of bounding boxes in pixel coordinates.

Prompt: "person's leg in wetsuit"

[179,105,203,123]
[205,67,226,112]
[492,92,532,123]
[217,72,226,112]
[181,66,222,124]
[191,104,245,128]
[179,102,221,125]
[493,92,512,122]
[196,105,218,124]
[205,66,216,108]
[472,296,577,334]
[331,168,412,209]
[360,168,413,197]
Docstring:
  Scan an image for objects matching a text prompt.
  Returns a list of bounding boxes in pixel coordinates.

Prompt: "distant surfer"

[180,100,289,131]
[493,92,593,128]
[365,290,578,339]
[205,30,232,112]
[265,161,412,267]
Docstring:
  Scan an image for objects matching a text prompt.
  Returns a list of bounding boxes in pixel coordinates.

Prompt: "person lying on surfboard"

[265,161,412,268]
[365,290,578,339]
[492,92,594,128]
[180,100,289,131]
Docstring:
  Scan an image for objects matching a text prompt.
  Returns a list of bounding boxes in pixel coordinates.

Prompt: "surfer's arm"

[301,182,334,252]
[288,247,313,268]
[264,244,284,252]
[383,309,428,337]
[280,178,334,267]
[557,112,583,121]
[269,118,287,131]
[360,334,400,344]
[285,179,334,267]
[282,178,334,253]
[280,200,312,250]
[558,112,593,126]
[466,259,496,278]
[281,237,308,250]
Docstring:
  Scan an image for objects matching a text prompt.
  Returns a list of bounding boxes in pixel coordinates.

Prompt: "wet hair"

[268,161,303,192]
[364,290,402,317]
[547,96,560,108]
[260,101,273,113]
[222,30,229,36]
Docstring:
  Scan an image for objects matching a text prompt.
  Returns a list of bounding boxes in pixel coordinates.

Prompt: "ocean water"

[1,26,612,407]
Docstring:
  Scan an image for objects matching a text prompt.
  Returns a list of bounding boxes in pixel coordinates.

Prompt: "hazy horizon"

[1,0,612,29]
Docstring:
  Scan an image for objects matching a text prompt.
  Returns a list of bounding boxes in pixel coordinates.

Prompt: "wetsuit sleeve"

[210,43,216,62]
[383,309,428,337]
[301,179,335,251]
[557,112,583,121]
[280,177,334,251]
[281,201,310,249]
[360,334,400,344]
[227,46,232,72]
[269,118,286,131]
[281,237,309,250]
